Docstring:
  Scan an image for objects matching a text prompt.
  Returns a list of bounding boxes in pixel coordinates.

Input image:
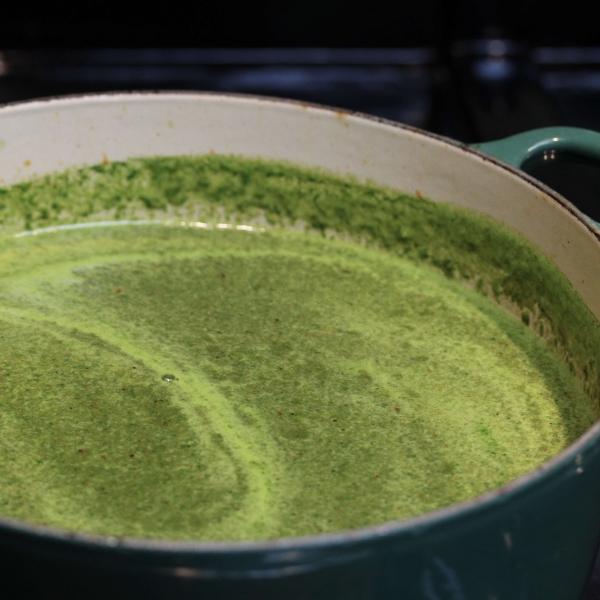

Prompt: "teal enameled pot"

[1,93,600,600]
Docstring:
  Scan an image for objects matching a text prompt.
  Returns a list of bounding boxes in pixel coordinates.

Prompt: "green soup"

[0,155,598,541]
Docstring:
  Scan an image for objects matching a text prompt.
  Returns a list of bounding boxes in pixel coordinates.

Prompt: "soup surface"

[0,156,597,540]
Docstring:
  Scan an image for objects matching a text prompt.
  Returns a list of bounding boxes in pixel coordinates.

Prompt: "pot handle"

[473,126,600,169]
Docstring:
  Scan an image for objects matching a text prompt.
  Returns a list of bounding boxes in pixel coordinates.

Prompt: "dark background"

[2,0,600,143]
[2,1,600,597]
[2,0,599,48]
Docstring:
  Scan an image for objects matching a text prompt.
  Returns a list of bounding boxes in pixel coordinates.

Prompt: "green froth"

[0,155,598,540]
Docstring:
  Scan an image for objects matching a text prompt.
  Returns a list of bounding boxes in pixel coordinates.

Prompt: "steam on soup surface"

[0,155,597,540]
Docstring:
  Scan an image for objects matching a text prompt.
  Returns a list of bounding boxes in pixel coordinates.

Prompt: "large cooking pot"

[1,93,600,600]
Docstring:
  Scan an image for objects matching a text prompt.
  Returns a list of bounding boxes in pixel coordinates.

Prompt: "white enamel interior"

[0,93,599,319]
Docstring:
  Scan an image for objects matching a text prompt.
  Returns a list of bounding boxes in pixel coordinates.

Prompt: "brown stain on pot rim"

[335,111,350,128]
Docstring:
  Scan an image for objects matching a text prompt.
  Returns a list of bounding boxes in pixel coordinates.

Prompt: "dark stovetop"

[1,45,600,598]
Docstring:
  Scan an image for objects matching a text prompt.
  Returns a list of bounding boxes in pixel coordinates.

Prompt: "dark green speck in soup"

[0,155,598,541]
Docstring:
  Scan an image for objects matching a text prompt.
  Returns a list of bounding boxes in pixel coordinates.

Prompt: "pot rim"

[0,90,598,555]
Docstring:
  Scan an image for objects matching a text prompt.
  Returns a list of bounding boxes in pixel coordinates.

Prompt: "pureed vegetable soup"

[0,155,598,541]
